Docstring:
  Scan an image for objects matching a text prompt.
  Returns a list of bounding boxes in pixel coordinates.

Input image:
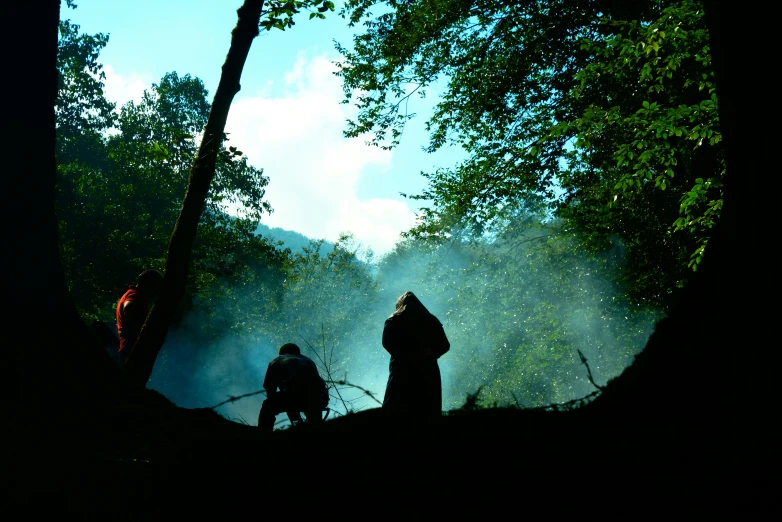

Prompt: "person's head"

[392,291,428,317]
[137,269,163,298]
[279,343,301,356]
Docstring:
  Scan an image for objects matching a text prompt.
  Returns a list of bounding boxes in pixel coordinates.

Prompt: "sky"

[65,0,465,257]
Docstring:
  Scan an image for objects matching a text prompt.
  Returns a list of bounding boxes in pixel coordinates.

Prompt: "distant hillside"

[254,222,334,253]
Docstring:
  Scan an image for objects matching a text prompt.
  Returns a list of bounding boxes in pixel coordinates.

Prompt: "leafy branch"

[259,0,335,31]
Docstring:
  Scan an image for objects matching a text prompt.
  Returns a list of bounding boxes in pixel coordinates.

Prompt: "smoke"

[148,318,279,425]
[144,229,662,428]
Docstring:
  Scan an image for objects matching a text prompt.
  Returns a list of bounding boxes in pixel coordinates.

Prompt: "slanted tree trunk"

[124,0,265,386]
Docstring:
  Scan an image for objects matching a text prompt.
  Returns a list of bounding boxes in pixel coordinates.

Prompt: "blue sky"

[64,0,465,257]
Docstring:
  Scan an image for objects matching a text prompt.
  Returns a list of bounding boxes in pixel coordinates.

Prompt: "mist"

[143,226,662,428]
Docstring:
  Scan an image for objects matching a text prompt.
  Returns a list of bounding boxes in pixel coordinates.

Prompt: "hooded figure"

[382,291,450,418]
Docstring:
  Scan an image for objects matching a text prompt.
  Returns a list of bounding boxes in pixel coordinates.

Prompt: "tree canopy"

[337,0,723,308]
[56,20,282,324]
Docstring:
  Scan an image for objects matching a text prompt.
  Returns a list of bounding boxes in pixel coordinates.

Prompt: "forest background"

[57,0,721,427]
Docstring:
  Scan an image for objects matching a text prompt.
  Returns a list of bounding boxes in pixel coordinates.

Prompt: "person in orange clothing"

[115,269,163,366]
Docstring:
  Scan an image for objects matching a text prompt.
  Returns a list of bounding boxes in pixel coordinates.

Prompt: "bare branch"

[326,379,382,406]
[577,349,604,391]
[209,389,266,410]
[300,326,351,415]
[299,333,327,368]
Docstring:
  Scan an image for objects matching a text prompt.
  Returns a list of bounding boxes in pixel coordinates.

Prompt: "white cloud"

[225,53,416,257]
[102,64,151,106]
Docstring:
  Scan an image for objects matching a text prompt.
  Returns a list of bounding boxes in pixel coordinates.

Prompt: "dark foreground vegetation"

[1,0,776,518]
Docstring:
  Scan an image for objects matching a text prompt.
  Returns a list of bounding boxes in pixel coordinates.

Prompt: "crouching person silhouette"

[258,343,329,431]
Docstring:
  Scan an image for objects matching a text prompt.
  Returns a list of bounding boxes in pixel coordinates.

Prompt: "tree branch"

[577,348,605,391]
[209,389,266,410]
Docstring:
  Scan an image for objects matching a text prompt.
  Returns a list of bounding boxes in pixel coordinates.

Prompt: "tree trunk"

[1,1,121,406]
[124,0,265,386]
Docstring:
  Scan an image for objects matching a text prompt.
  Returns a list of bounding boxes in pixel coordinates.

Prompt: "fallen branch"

[209,389,266,410]
[208,377,381,411]
[447,383,603,416]
[326,379,382,406]
[521,389,602,412]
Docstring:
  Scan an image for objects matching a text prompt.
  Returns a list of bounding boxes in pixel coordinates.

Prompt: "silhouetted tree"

[122,0,267,386]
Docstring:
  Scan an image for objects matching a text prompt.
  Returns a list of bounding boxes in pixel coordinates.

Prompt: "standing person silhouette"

[382,291,450,419]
